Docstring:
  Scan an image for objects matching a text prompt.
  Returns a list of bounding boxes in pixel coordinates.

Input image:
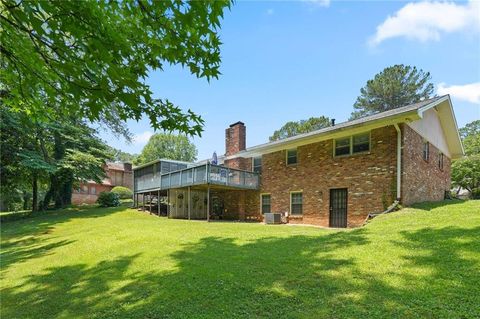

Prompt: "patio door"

[329,188,347,228]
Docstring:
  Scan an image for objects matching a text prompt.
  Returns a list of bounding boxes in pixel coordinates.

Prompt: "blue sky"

[100,0,480,161]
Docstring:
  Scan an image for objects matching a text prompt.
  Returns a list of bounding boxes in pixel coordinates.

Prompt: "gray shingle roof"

[236,95,448,156]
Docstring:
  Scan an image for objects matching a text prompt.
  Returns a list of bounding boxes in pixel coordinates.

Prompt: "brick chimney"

[225,121,246,156]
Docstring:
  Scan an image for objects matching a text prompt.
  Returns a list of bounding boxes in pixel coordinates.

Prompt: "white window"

[334,132,370,157]
[253,156,262,174]
[290,192,303,215]
[261,194,271,214]
[286,149,298,165]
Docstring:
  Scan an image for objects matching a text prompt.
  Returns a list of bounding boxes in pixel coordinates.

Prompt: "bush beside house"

[97,192,121,207]
[111,186,133,199]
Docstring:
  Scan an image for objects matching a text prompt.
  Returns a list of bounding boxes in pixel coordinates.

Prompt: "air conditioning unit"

[264,213,282,224]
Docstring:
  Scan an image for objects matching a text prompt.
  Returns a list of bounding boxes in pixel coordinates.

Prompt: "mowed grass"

[1,201,479,319]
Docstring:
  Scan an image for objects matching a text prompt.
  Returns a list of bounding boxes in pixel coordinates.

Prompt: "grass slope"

[1,201,479,319]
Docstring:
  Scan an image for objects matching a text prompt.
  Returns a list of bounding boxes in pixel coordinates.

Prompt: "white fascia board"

[230,112,421,159]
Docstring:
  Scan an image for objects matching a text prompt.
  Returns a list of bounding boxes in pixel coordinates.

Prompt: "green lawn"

[1,201,479,319]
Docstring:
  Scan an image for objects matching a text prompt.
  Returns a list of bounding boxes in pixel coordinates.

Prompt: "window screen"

[261,194,271,214]
[253,157,262,174]
[291,192,303,215]
[287,149,297,165]
[335,137,351,156]
[353,133,370,153]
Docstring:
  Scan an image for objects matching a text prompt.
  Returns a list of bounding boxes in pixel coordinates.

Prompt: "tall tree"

[1,0,232,135]
[452,120,480,197]
[459,120,480,156]
[350,65,434,120]
[135,134,197,165]
[269,116,331,141]
[0,107,110,211]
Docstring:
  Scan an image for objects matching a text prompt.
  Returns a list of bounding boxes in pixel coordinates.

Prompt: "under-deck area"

[133,161,260,221]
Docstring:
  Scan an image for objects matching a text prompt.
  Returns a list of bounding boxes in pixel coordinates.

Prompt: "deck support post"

[207,185,210,222]
[142,193,145,211]
[167,189,170,218]
[149,191,152,214]
[188,186,191,220]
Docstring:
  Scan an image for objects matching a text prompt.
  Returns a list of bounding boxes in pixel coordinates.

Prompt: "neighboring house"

[72,162,133,204]
[133,95,464,227]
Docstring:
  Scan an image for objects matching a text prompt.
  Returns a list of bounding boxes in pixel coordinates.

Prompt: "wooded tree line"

[1,0,231,211]
[0,107,110,211]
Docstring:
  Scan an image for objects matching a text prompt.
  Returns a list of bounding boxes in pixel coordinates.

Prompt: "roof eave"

[233,110,421,158]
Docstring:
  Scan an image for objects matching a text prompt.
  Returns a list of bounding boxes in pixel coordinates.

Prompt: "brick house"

[133,95,463,227]
[73,162,133,204]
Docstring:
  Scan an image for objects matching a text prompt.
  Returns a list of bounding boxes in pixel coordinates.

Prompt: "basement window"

[423,142,430,161]
[253,156,262,174]
[287,148,298,165]
[290,192,303,215]
[261,194,271,214]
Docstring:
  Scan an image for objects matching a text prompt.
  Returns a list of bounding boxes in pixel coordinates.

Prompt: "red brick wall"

[225,122,246,156]
[72,184,113,205]
[240,126,399,227]
[401,124,451,205]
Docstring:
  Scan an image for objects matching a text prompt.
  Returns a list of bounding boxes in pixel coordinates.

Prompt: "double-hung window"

[334,137,351,156]
[253,156,262,174]
[287,149,298,165]
[334,132,370,157]
[290,192,303,215]
[261,194,271,214]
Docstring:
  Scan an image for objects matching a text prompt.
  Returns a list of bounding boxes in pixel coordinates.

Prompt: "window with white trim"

[290,192,303,215]
[261,194,271,214]
[334,132,370,157]
[287,148,298,165]
[253,156,262,174]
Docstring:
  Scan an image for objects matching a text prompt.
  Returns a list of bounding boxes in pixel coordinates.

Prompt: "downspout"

[394,124,401,200]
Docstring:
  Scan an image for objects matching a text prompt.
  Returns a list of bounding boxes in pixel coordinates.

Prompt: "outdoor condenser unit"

[264,213,282,224]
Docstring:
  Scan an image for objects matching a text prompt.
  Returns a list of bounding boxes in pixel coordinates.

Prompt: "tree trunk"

[22,191,29,210]
[32,172,38,212]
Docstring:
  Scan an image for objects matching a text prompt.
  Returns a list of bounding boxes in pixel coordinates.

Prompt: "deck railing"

[134,163,259,192]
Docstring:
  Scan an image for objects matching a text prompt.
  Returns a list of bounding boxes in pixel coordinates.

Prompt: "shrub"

[111,186,133,199]
[97,192,120,207]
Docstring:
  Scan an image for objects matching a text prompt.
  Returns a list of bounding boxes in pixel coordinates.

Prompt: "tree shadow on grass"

[1,205,130,272]
[1,226,479,319]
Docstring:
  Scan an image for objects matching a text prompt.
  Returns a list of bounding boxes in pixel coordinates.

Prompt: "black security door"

[329,188,348,228]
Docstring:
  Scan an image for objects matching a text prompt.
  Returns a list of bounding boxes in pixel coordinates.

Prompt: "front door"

[330,188,348,228]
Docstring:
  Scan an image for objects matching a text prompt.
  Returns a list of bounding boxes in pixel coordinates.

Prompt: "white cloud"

[304,0,331,8]
[437,82,480,104]
[369,0,480,46]
[133,131,153,145]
